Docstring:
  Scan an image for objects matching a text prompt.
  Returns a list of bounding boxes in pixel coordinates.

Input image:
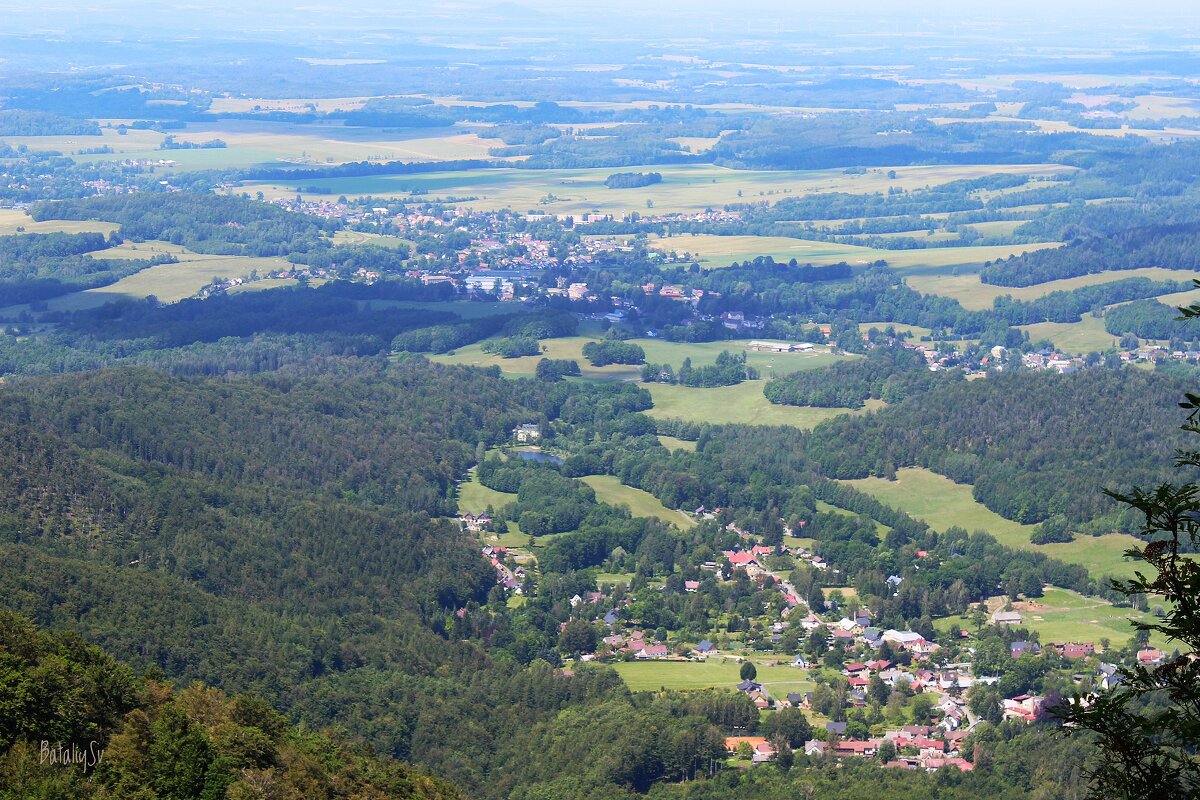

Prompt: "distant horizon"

[1,0,1200,40]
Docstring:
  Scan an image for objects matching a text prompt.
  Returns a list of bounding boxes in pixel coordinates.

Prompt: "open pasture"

[580,475,695,529]
[612,658,815,695]
[431,336,849,381]
[249,162,1070,217]
[330,230,413,248]
[12,120,501,171]
[857,321,934,340]
[432,334,869,430]
[644,382,874,429]
[843,467,1140,578]
[0,242,292,316]
[51,255,291,310]
[1018,315,1119,354]
[908,267,1200,311]
[648,233,1061,271]
[0,208,118,237]
[938,586,1165,650]
[457,468,517,516]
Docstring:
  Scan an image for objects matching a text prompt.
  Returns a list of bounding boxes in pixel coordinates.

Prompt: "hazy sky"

[1,0,1199,52]
[2,0,1200,28]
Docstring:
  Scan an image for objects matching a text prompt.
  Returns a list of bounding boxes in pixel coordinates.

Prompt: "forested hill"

[804,368,1194,526]
[0,610,464,800]
[0,360,526,515]
[30,193,339,257]
[0,359,744,798]
[979,222,1200,287]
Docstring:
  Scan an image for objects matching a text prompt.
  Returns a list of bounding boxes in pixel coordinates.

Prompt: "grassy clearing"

[431,336,639,379]
[0,208,117,237]
[457,468,517,515]
[657,435,697,452]
[647,233,1061,271]
[430,336,850,381]
[227,278,300,294]
[612,658,815,694]
[1151,284,1200,310]
[938,586,1166,649]
[857,321,934,340]
[1019,315,1119,354]
[0,249,293,317]
[815,500,890,535]
[908,268,1200,311]
[249,162,1070,216]
[86,240,194,259]
[53,255,291,312]
[21,122,501,171]
[581,475,695,529]
[645,381,864,429]
[843,467,1140,578]
[0,238,296,316]
[330,230,413,248]
[595,572,636,586]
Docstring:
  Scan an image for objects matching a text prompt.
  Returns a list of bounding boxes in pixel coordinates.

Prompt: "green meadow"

[580,475,695,529]
[843,467,1140,578]
[938,587,1167,650]
[430,336,850,382]
[648,233,1061,271]
[657,435,697,452]
[1018,315,1120,354]
[249,162,1069,216]
[857,321,934,340]
[907,267,1200,311]
[0,208,117,236]
[14,121,499,171]
[644,381,873,429]
[457,468,517,516]
[612,658,815,695]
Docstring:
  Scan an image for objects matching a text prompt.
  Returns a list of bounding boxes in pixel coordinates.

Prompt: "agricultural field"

[12,121,501,171]
[227,277,300,294]
[645,381,873,429]
[842,467,1140,578]
[430,336,850,381]
[1151,283,1200,311]
[612,658,815,696]
[937,587,1167,650]
[330,229,413,248]
[857,321,934,340]
[580,475,696,529]
[430,335,866,429]
[907,267,1200,311]
[0,243,294,317]
[248,162,1071,217]
[430,335,644,379]
[0,207,117,236]
[1018,315,1120,354]
[456,468,517,516]
[648,233,1061,271]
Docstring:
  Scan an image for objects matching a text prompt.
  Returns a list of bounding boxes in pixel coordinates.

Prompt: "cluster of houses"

[1018,349,1082,374]
[800,725,976,772]
[1119,344,1200,363]
[480,544,524,594]
[725,723,975,772]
